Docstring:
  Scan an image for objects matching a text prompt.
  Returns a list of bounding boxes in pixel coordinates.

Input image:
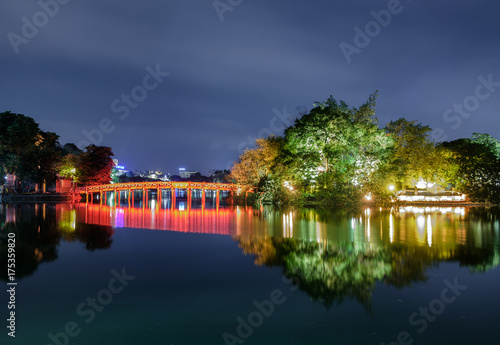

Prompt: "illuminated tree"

[282,92,392,203]
[384,118,437,187]
[440,134,500,203]
[58,153,81,182]
[230,136,282,187]
[78,145,114,186]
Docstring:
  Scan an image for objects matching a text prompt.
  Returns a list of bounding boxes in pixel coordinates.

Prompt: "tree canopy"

[440,134,500,203]
[229,94,500,205]
[0,111,114,190]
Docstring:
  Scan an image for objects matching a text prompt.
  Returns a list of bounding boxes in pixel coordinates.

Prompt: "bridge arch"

[74,181,253,209]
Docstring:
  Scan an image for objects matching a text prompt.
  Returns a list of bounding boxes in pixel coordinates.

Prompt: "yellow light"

[416,180,427,189]
[388,185,395,191]
[365,194,372,201]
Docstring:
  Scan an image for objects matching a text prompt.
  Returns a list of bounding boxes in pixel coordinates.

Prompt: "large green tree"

[384,118,437,187]
[282,93,392,203]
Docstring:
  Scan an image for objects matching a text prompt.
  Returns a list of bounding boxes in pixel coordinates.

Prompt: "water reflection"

[0,204,114,281]
[1,203,499,310]
[234,206,500,310]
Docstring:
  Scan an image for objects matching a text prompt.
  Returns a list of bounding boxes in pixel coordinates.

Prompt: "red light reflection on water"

[74,203,263,236]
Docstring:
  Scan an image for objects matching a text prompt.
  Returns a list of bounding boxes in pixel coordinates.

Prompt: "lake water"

[1,202,499,345]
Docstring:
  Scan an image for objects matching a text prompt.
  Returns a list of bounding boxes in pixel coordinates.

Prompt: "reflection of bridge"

[74,203,265,236]
[75,182,253,208]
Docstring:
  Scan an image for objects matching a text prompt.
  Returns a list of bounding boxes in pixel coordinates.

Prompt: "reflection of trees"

[385,246,437,287]
[0,204,60,281]
[281,241,391,311]
[235,231,500,311]
[75,223,114,251]
[0,204,115,281]
[236,237,391,310]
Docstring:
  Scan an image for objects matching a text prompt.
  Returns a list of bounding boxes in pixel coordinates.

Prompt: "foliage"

[57,145,114,186]
[284,93,390,184]
[231,93,392,205]
[228,94,500,205]
[58,154,80,181]
[0,111,60,184]
[283,93,394,204]
[0,111,41,174]
[440,134,500,203]
[110,168,121,184]
[230,136,283,188]
[384,118,438,186]
[17,131,61,184]
[78,145,114,186]
[209,169,232,183]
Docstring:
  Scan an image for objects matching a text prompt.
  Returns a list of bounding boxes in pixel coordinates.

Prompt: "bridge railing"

[73,181,254,208]
[75,181,251,193]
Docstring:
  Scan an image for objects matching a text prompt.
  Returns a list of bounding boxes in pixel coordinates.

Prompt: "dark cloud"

[1,0,499,174]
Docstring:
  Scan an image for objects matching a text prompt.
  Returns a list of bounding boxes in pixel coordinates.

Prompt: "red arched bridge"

[74,181,253,208]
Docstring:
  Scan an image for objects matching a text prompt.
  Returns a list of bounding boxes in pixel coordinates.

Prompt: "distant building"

[134,170,169,181]
[112,159,131,179]
[178,168,198,179]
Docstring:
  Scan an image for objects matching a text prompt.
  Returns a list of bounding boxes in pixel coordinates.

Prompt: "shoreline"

[0,193,73,203]
[0,194,493,208]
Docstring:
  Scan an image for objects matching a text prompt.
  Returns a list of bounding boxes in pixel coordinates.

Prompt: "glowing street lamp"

[388,185,395,191]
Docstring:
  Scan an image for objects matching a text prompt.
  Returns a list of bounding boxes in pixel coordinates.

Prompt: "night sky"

[1,0,499,174]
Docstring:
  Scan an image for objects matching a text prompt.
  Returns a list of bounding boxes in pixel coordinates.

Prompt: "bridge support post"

[201,189,205,210]
[171,188,176,209]
[100,192,103,205]
[128,189,131,206]
[216,189,220,211]
[157,187,161,206]
[131,189,134,206]
[114,189,118,207]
